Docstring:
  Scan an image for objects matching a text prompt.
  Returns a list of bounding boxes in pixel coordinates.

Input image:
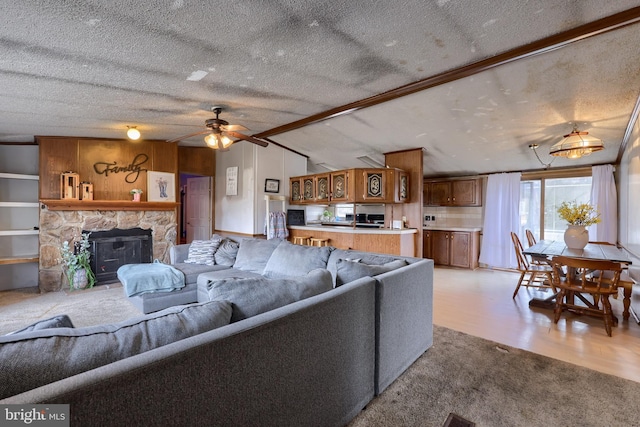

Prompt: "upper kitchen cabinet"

[289,173,334,204]
[329,169,354,203]
[424,178,482,206]
[290,168,408,205]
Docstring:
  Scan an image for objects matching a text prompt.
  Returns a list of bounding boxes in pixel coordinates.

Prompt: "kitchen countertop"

[423,226,482,232]
[289,225,417,234]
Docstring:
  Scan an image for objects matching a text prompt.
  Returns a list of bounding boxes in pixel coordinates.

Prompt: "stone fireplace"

[38,206,177,292]
[87,228,153,284]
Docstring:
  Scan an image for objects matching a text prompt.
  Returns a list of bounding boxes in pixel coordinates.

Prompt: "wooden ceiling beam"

[256,6,640,139]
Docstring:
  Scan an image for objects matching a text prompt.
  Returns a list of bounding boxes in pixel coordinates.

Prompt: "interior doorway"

[181,175,212,243]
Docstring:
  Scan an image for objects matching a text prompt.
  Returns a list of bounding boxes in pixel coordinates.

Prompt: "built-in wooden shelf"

[0,229,39,236]
[40,199,180,211]
[0,255,39,265]
[0,172,39,180]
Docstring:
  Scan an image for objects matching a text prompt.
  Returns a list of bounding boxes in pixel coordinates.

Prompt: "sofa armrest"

[375,258,434,395]
[170,244,190,264]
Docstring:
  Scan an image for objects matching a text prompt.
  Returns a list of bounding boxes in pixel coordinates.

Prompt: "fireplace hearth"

[86,228,153,284]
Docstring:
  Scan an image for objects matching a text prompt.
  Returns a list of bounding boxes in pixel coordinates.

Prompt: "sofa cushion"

[173,263,231,285]
[0,300,233,400]
[263,240,333,279]
[183,239,221,265]
[205,268,333,322]
[335,259,408,287]
[5,315,74,335]
[214,238,240,266]
[233,238,281,273]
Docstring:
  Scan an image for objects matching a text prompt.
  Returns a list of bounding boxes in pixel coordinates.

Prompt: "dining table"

[522,240,635,320]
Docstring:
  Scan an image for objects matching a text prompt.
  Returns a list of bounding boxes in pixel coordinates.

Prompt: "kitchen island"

[288,224,418,257]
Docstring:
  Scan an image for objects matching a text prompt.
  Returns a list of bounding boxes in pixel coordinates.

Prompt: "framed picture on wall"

[265,178,280,193]
[147,171,176,202]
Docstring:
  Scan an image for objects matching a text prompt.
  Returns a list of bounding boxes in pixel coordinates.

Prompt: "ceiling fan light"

[204,133,220,149]
[549,126,604,159]
[220,135,233,148]
[126,126,141,141]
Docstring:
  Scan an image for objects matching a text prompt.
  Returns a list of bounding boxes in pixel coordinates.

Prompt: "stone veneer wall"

[38,208,177,292]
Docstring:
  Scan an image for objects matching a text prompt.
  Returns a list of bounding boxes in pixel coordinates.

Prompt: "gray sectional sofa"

[1,236,434,426]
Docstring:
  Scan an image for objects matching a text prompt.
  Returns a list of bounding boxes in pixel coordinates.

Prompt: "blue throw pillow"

[335,259,408,287]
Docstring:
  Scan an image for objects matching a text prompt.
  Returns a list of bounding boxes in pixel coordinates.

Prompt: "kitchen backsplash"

[423,206,483,228]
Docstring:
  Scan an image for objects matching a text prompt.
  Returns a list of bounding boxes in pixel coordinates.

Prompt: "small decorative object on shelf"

[557,201,601,250]
[130,188,143,202]
[81,182,93,200]
[60,232,96,290]
[60,171,79,200]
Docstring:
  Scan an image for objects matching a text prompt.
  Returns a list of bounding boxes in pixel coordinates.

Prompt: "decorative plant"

[60,232,96,290]
[557,201,601,227]
[130,188,143,195]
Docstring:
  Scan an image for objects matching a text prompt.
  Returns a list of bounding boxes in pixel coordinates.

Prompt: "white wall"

[215,142,306,235]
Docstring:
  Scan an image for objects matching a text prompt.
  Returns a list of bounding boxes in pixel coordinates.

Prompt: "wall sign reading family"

[93,153,149,183]
[147,171,176,202]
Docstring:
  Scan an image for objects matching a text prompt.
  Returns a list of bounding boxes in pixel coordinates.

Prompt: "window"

[519,175,592,242]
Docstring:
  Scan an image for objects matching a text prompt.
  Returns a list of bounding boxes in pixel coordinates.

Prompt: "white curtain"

[479,172,522,269]
[589,164,617,244]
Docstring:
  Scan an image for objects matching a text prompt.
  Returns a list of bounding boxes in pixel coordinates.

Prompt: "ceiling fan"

[167,106,268,150]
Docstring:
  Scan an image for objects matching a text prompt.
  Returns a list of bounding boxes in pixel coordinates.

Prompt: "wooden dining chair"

[510,232,555,299]
[525,229,537,246]
[550,255,623,337]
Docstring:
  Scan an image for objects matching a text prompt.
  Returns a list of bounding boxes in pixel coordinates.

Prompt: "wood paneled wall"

[385,148,424,257]
[37,136,178,201]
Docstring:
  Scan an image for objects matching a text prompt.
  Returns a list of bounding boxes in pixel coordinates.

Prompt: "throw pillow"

[233,238,281,273]
[335,258,408,287]
[263,240,333,279]
[0,300,232,400]
[5,315,74,335]
[184,239,221,265]
[206,268,333,322]
[214,238,240,266]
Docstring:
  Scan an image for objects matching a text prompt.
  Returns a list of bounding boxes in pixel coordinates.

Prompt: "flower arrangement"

[130,189,143,195]
[60,232,96,290]
[557,201,601,226]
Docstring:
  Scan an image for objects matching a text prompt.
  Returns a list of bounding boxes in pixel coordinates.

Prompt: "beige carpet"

[0,284,142,335]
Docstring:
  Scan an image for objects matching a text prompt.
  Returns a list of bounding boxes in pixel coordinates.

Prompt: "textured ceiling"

[1,1,640,176]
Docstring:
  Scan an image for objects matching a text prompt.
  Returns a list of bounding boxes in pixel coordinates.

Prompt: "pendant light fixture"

[204,131,233,149]
[126,126,141,141]
[549,125,604,159]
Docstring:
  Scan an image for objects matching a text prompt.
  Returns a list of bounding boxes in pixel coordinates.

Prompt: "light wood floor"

[434,266,640,383]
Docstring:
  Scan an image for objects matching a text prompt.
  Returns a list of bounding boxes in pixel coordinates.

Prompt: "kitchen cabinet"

[424,229,479,269]
[424,178,482,206]
[290,168,408,205]
[290,173,330,204]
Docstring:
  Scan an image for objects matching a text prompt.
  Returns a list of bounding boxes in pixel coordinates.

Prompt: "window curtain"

[589,164,617,244]
[479,172,522,269]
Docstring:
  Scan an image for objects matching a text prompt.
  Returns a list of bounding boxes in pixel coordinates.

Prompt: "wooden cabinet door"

[290,177,302,204]
[428,181,451,205]
[451,180,479,206]
[423,231,432,259]
[302,175,315,202]
[431,231,450,265]
[315,174,330,203]
[361,169,386,202]
[330,170,352,202]
[449,231,471,268]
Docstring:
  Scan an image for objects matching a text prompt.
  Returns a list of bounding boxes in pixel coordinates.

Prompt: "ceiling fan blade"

[225,130,269,147]
[166,130,210,143]
[221,124,248,132]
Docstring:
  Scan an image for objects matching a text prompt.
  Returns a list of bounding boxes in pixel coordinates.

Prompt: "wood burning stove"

[85,228,153,284]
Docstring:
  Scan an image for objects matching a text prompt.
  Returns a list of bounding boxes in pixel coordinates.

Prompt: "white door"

[186,176,212,242]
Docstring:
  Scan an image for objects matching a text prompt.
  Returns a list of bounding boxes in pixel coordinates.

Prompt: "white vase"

[564,225,589,250]
[72,268,89,290]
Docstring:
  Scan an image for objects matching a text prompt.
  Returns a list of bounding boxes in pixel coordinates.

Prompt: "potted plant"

[60,232,96,290]
[130,188,143,202]
[557,201,601,249]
